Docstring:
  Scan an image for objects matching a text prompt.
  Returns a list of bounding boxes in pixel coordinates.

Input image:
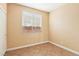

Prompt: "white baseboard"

[7,40,79,55]
[7,41,49,51]
[49,41,79,55]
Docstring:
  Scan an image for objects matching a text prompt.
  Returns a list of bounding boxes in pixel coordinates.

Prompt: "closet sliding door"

[0,7,6,55]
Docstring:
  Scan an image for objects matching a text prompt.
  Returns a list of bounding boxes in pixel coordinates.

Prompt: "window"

[22,11,42,32]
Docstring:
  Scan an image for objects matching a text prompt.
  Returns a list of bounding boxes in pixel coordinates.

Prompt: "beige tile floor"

[5,42,77,56]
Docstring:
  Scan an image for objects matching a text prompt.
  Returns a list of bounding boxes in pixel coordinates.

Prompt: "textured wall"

[49,4,79,52]
[7,3,49,49]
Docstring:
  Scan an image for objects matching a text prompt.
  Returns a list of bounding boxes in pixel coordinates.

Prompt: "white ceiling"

[19,3,65,12]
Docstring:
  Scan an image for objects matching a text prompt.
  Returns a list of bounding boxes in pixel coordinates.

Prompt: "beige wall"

[8,3,79,52]
[49,4,79,52]
[7,4,49,49]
